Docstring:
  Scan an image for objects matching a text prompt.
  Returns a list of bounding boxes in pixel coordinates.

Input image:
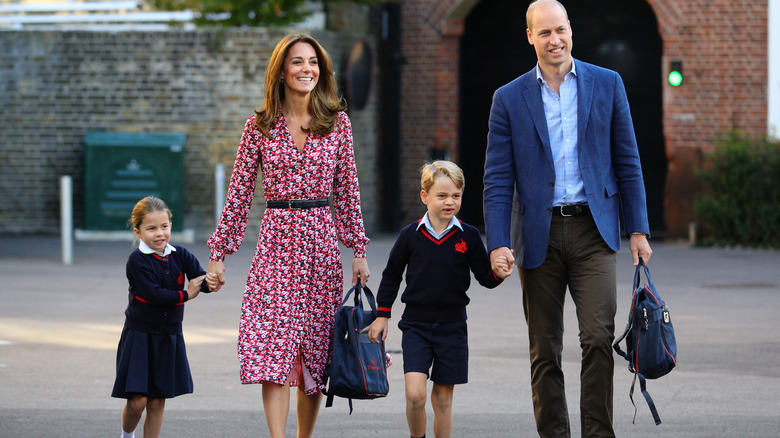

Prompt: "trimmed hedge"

[694,131,780,248]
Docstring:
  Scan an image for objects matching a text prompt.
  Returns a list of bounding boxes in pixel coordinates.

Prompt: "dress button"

[549,182,554,187]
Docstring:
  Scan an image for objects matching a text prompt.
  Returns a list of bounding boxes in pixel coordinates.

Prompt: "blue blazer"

[483,59,650,269]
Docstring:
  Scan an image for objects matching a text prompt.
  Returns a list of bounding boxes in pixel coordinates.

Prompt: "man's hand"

[630,234,652,266]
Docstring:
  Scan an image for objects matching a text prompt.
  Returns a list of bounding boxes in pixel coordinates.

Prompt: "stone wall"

[0,28,379,237]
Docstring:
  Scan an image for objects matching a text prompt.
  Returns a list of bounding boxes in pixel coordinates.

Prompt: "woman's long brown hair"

[254,34,346,139]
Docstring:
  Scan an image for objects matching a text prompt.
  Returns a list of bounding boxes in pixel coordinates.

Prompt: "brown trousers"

[518,213,617,438]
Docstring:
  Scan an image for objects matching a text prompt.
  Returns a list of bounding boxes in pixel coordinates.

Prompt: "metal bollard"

[60,175,73,265]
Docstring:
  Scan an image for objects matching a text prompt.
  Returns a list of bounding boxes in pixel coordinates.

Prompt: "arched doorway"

[458,0,666,233]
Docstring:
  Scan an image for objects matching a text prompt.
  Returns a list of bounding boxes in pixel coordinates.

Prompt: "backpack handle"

[634,258,656,292]
[340,278,377,329]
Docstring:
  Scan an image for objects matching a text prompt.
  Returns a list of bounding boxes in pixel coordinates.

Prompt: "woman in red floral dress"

[206,34,370,438]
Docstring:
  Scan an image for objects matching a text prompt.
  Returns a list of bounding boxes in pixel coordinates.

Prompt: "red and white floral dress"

[207,111,369,395]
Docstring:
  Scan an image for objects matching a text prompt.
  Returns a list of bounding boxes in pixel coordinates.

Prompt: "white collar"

[417,213,462,234]
[138,241,176,257]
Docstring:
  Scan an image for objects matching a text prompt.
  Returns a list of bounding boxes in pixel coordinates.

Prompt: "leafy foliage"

[694,131,780,248]
[148,0,376,27]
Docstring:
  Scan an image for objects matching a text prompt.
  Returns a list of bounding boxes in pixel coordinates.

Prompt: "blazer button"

[548,182,554,187]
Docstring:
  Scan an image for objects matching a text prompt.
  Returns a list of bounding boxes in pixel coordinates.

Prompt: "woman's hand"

[351,257,370,286]
[206,260,226,291]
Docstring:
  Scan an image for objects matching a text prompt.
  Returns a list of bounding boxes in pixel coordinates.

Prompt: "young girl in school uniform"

[111,196,211,438]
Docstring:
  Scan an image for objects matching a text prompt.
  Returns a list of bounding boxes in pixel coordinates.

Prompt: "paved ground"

[1,233,779,437]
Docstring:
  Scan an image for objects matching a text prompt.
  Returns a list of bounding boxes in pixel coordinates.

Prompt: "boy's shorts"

[398,319,468,385]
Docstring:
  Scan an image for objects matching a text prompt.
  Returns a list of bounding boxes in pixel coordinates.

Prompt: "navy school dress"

[111,243,210,399]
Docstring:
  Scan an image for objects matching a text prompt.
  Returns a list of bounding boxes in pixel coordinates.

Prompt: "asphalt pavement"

[1,233,779,437]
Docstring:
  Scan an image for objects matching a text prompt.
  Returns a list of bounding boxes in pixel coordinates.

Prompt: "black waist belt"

[552,204,590,217]
[266,198,329,209]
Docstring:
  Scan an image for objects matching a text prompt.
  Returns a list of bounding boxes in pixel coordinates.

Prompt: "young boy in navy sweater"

[367,160,512,438]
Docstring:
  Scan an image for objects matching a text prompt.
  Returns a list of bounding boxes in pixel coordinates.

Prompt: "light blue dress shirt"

[536,61,587,206]
[417,213,463,239]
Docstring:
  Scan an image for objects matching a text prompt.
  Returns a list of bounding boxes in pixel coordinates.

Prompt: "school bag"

[322,280,389,414]
[613,259,677,425]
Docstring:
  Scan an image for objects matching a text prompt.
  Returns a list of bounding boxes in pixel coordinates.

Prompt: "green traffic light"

[668,70,683,87]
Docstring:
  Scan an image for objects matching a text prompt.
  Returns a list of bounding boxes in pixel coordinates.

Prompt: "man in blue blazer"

[483,1,653,436]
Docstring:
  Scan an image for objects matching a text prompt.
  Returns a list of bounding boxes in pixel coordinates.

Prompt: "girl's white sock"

[121,429,135,438]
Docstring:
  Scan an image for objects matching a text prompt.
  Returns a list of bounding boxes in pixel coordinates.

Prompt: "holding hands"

[187,274,206,301]
[491,247,515,279]
[206,260,226,292]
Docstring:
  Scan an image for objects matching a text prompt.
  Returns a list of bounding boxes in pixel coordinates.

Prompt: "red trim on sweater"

[420,226,459,245]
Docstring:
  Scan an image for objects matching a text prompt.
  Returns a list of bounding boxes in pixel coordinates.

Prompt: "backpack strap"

[613,312,634,362]
[630,372,662,425]
[325,391,353,414]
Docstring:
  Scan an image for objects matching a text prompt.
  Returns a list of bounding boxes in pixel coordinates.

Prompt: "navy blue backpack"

[613,259,677,425]
[323,280,389,413]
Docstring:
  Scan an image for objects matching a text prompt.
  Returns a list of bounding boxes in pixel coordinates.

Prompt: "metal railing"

[0,1,194,29]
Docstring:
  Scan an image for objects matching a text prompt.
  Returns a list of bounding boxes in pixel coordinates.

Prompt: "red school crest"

[454,239,467,253]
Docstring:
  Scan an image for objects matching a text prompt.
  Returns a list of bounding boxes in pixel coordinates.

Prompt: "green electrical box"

[84,132,186,231]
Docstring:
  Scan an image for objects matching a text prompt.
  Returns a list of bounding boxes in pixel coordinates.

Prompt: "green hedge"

[694,131,780,248]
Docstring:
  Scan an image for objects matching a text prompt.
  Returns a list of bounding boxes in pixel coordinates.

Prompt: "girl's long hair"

[254,34,346,139]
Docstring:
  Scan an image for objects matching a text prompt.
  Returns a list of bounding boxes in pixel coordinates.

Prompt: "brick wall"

[396,0,769,238]
[648,0,768,237]
[398,0,464,224]
[2,0,769,240]
[0,28,379,237]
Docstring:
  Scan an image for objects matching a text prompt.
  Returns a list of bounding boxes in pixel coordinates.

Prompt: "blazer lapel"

[576,60,594,150]
[522,71,554,166]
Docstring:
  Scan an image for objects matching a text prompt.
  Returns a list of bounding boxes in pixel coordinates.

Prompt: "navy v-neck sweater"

[376,220,503,323]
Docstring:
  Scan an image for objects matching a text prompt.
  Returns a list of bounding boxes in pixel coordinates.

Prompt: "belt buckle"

[560,204,573,217]
[288,199,301,210]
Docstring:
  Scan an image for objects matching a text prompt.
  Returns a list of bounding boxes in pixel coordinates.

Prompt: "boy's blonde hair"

[420,160,465,192]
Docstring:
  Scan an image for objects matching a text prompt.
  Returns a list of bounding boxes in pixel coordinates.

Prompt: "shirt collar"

[417,213,463,234]
[138,241,176,257]
[535,58,578,85]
